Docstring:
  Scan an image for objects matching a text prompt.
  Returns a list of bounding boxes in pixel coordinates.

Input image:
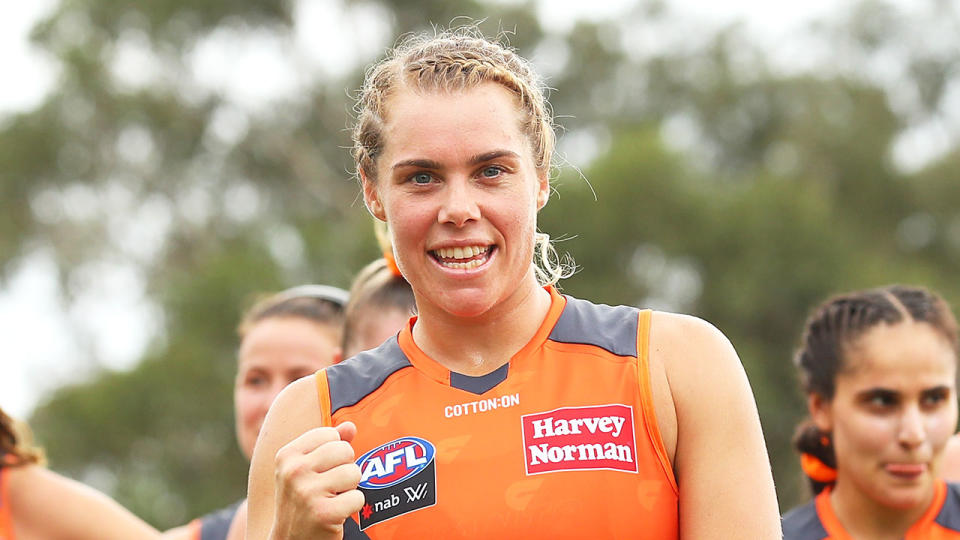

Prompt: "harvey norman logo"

[521,404,638,475]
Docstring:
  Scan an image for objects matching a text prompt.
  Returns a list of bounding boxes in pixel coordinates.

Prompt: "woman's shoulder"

[648,310,740,380]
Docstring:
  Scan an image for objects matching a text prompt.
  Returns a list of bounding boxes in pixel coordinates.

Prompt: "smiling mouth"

[430,245,492,269]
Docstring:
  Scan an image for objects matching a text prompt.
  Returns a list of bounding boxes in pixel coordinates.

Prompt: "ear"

[536,169,550,211]
[360,168,387,221]
[808,393,833,433]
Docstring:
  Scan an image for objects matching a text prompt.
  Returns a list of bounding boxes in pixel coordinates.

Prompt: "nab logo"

[357,436,435,489]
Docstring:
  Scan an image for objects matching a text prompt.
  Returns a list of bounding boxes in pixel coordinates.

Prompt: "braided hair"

[793,285,959,494]
[351,25,572,286]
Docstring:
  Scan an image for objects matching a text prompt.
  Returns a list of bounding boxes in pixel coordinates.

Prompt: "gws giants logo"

[355,436,437,530]
[521,404,638,475]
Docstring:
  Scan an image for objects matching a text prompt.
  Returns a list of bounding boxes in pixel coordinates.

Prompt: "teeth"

[440,258,484,270]
[435,246,488,260]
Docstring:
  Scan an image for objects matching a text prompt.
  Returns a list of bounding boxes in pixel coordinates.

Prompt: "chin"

[878,483,934,510]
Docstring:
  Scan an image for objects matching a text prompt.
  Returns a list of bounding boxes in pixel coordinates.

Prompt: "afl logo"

[357,436,436,489]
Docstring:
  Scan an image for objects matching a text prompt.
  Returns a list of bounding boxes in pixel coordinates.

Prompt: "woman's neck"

[830,479,935,540]
[411,277,553,376]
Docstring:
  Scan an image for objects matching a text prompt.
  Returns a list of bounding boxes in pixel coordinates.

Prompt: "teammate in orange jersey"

[0,406,160,540]
[782,285,960,540]
[163,286,347,540]
[246,27,781,540]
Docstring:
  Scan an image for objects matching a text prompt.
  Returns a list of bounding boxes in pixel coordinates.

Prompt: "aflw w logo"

[404,482,428,502]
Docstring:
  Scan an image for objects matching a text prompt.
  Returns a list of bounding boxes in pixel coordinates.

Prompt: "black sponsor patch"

[356,436,437,530]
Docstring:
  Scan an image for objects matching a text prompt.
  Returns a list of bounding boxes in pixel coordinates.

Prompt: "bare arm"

[652,312,782,539]
[225,500,247,540]
[160,523,197,540]
[246,376,364,540]
[8,465,160,540]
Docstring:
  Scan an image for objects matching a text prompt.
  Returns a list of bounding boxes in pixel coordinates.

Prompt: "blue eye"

[481,166,503,178]
[411,173,433,184]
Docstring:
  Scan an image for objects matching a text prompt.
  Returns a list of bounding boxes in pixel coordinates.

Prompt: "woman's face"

[344,306,411,359]
[234,317,340,460]
[811,321,958,510]
[362,83,549,320]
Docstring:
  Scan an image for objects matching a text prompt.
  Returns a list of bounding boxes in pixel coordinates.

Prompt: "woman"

[338,222,417,360]
[247,28,781,539]
[0,407,160,540]
[163,285,347,540]
[782,285,960,539]
[222,232,417,540]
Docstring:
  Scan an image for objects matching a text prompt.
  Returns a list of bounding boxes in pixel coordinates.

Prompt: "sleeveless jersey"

[0,467,13,540]
[316,286,679,539]
[782,480,960,539]
[187,500,242,540]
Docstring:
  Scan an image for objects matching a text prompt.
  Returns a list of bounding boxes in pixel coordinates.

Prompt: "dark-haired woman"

[0,407,160,540]
[783,285,960,540]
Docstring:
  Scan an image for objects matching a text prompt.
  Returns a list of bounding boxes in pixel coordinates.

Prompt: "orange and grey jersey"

[782,481,960,539]
[317,286,679,539]
[0,467,13,540]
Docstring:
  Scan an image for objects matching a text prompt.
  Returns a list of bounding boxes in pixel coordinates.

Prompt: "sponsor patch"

[355,436,437,530]
[521,404,638,475]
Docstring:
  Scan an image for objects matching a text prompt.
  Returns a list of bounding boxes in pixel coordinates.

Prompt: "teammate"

[246,27,781,539]
[163,285,347,540]
[338,222,416,360]
[0,406,160,539]
[782,285,960,540]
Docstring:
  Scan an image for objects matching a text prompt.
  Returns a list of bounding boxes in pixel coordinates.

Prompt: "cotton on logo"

[521,404,638,475]
[357,437,435,489]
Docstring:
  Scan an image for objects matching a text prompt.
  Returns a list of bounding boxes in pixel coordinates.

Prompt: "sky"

[0,0,930,419]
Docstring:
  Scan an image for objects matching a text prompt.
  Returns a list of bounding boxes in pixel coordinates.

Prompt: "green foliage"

[8,0,959,527]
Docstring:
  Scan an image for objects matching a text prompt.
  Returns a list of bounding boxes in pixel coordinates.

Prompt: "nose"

[438,178,480,227]
[898,405,926,448]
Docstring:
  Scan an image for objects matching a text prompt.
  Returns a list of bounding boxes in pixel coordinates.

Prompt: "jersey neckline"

[396,285,567,392]
[815,479,947,539]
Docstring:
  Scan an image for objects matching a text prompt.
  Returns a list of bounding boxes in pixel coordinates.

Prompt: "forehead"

[838,321,957,389]
[380,83,529,163]
[238,317,338,368]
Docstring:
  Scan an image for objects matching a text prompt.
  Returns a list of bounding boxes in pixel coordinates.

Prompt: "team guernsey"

[782,481,960,539]
[316,286,679,539]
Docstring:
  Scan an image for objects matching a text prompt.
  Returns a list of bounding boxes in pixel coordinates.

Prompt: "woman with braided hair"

[782,285,960,540]
[246,26,780,539]
[337,221,417,361]
[0,406,160,539]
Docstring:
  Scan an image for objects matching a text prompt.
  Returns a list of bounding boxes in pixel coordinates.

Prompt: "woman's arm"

[651,312,782,539]
[246,376,363,540]
[225,500,247,540]
[7,464,160,540]
[160,522,197,540]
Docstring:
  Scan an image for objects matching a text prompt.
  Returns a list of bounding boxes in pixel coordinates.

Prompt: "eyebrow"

[856,385,952,396]
[390,149,521,171]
